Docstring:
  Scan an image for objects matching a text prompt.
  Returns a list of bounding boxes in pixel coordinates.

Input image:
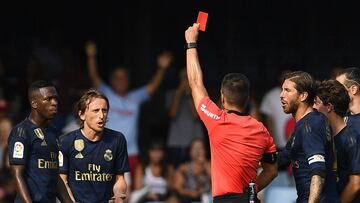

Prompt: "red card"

[197,11,208,31]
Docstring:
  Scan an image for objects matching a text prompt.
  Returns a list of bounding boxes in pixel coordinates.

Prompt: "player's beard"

[284,99,299,115]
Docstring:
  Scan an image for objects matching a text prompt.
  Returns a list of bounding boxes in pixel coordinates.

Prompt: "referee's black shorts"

[213,193,254,203]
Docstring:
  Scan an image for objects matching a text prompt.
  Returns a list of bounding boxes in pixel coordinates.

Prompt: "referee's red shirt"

[197,97,276,197]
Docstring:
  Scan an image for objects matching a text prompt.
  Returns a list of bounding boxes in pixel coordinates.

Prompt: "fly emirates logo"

[200,104,220,120]
[75,164,112,182]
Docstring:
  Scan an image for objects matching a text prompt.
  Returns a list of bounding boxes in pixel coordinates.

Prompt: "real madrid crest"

[74,139,85,159]
[104,149,113,161]
[34,128,47,146]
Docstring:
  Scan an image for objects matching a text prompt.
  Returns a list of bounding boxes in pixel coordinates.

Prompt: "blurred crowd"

[0,38,345,203]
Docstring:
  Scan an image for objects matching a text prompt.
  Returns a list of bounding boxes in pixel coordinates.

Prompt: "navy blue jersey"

[8,118,60,203]
[346,113,360,127]
[59,128,130,203]
[280,111,339,203]
[335,125,360,202]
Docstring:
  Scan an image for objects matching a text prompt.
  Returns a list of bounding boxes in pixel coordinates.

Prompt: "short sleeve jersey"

[279,111,339,203]
[197,97,276,197]
[98,83,149,156]
[59,128,130,203]
[335,125,360,202]
[8,118,59,203]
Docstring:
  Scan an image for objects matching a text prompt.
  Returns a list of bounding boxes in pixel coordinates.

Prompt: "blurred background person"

[0,117,16,203]
[131,141,175,203]
[166,69,205,168]
[85,41,173,182]
[173,138,211,203]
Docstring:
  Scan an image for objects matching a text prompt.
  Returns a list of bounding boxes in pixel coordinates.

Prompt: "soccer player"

[7,80,72,203]
[59,89,129,203]
[279,71,339,203]
[314,80,360,202]
[335,67,360,125]
[185,23,278,203]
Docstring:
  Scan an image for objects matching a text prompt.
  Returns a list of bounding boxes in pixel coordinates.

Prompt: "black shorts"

[213,193,248,203]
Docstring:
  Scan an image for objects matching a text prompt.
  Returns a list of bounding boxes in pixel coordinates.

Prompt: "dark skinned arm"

[11,165,32,203]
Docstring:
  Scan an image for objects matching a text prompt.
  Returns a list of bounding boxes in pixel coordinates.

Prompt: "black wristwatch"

[184,42,197,50]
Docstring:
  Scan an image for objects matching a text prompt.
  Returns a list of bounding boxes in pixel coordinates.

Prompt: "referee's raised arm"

[185,23,208,108]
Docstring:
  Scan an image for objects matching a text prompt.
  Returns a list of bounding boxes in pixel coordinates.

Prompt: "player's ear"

[327,103,334,113]
[299,92,308,102]
[220,93,225,107]
[78,110,85,121]
[349,84,359,96]
[31,99,38,109]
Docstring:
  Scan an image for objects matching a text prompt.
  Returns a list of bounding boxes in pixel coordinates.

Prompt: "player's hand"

[157,51,173,70]
[109,193,126,203]
[85,40,97,57]
[185,23,200,43]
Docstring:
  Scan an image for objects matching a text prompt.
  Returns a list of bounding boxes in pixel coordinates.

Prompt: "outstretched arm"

[185,23,208,108]
[85,41,103,87]
[11,165,32,203]
[146,51,173,95]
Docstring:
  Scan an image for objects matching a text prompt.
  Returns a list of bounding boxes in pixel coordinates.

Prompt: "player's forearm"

[11,165,33,203]
[56,176,74,203]
[308,175,324,203]
[60,174,76,202]
[14,174,32,203]
[147,67,167,95]
[113,176,127,202]
[87,55,102,87]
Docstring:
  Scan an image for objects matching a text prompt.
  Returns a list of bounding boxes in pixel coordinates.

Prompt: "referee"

[184,23,278,203]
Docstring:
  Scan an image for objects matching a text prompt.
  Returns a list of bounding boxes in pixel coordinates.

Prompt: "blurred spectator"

[0,59,21,120]
[166,69,205,167]
[0,117,12,168]
[131,141,175,203]
[0,117,16,203]
[260,69,293,150]
[85,41,173,180]
[173,138,211,203]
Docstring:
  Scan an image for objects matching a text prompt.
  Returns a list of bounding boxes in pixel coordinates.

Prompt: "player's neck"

[350,97,360,114]
[29,111,48,127]
[293,104,313,122]
[328,114,346,136]
[81,128,102,142]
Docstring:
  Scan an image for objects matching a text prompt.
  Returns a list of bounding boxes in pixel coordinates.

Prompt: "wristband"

[184,42,197,50]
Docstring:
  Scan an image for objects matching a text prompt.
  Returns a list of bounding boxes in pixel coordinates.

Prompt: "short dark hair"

[340,67,360,88]
[316,80,350,117]
[75,89,109,128]
[28,80,55,102]
[221,73,250,108]
[284,71,315,105]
